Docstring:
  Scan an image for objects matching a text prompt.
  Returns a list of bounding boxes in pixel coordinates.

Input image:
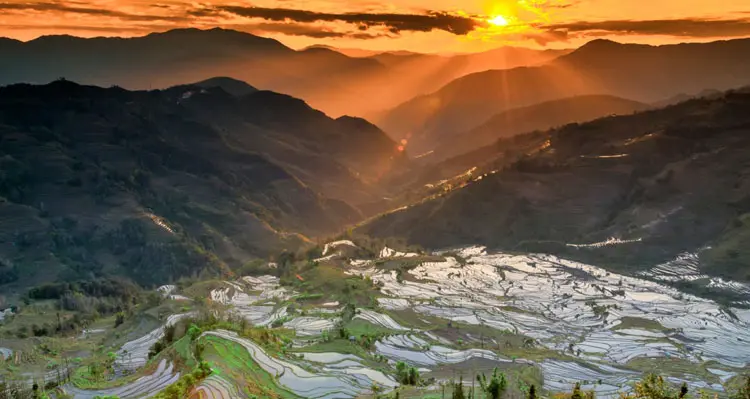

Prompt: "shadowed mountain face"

[379,38,750,155]
[424,95,650,163]
[360,89,750,283]
[190,77,258,96]
[0,80,404,289]
[0,28,567,120]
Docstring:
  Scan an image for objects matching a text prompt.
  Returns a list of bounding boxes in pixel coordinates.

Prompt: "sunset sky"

[1,0,750,52]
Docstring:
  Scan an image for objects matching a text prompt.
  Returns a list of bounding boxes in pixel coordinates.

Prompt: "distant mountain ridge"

[378,37,750,155]
[425,95,650,163]
[0,28,569,119]
[0,28,383,115]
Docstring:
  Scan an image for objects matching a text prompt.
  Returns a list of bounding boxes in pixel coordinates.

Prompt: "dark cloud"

[198,6,481,35]
[238,22,388,39]
[543,18,750,38]
[0,23,176,33]
[0,1,190,21]
[523,30,569,45]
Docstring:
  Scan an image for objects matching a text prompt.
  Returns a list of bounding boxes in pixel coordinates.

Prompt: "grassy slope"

[200,334,300,399]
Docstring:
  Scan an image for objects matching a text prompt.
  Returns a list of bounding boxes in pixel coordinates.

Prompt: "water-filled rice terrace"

[32,241,750,398]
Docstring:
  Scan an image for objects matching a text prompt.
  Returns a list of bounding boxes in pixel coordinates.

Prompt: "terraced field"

[192,242,749,398]
[62,359,181,399]
[202,329,396,398]
[193,375,243,399]
[345,246,750,395]
[115,312,196,373]
[6,242,747,398]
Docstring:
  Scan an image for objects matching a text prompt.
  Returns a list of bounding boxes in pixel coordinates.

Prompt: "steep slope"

[360,89,750,283]
[379,38,750,155]
[426,95,650,162]
[165,84,408,207]
[0,80,401,291]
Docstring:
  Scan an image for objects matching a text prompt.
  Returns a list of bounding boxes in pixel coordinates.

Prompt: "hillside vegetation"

[362,88,750,283]
[0,79,403,292]
[425,95,650,163]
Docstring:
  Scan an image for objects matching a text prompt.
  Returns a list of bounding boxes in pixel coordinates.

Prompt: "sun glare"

[488,15,510,26]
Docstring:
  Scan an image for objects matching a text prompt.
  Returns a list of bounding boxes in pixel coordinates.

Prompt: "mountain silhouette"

[378,38,750,155]
[190,77,258,96]
[0,28,568,119]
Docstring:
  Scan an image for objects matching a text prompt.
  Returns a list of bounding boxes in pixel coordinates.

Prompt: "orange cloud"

[0,0,749,51]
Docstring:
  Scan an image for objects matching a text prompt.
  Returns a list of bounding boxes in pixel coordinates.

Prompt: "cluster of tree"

[85,352,118,383]
[6,309,108,339]
[28,278,140,301]
[236,259,276,277]
[57,293,131,315]
[477,368,508,399]
[395,361,420,386]
[379,373,750,399]
[151,361,212,399]
[148,323,180,359]
[4,277,145,338]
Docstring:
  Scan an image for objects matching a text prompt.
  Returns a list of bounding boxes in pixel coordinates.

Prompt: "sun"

[488,15,510,27]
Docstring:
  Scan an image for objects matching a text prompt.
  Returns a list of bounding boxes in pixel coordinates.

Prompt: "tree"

[408,367,420,386]
[679,383,688,399]
[452,377,466,399]
[571,382,584,399]
[529,385,537,399]
[187,323,202,341]
[734,376,750,399]
[114,312,125,328]
[630,374,676,399]
[106,352,116,370]
[395,361,420,386]
[195,342,205,362]
[477,367,507,399]
[342,303,356,321]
